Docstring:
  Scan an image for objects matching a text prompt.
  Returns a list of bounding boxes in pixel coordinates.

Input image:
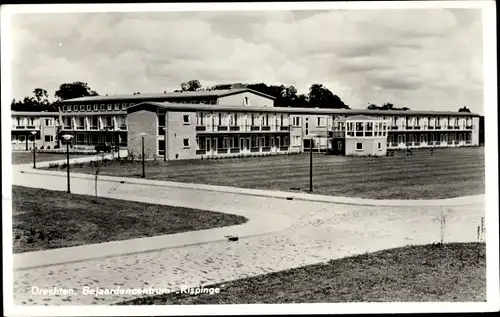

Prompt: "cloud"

[8,8,484,113]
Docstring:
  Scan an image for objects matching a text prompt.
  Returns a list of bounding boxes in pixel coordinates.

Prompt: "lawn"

[11,186,247,253]
[58,147,485,200]
[11,151,91,165]
[119,243,486,304]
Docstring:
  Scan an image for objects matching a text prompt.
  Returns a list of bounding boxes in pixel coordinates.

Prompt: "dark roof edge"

[127,102,481,116]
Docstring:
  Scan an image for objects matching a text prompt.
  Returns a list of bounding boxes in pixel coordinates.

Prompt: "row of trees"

[11,82,98,112]
[11,79,473,113]
[177,80,350,109]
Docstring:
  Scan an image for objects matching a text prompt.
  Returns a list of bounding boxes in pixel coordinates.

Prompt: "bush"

[75,162,84,168]
[48,163,59,169]
[60,163,68,169]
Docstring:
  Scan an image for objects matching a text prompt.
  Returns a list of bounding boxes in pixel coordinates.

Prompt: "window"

[44,135,53,142]
[378,142,382,150]
[86,105,91,111]
[183,114,190,124]
[356,142,363,150]
[114,104,120,110]
[44,119,53,126]
[100,104,105,111]
[158,114,165,127]
[80,105,85,111]
[62,106,67,112]
[292,136,301,147]
[244,97,250,106]
[93,104,98,111]
[19,135,26,143]
[158,140,165,155]
[107,104,112,111]
[292,116,301,126]
[317,117,326,127]
[73,105,78,112]
[122,103,127,110]
[183,138,190,148]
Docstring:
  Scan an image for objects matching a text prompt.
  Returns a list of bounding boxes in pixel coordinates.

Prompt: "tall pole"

[163,128,167,162]
[141,136,145,178]
[309,138,313,192]
[66,140,71,193]
[32,137,36,169]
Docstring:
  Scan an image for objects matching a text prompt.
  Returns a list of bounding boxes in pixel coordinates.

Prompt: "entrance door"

[245,138,250,150]
[206,138,212,155]
[212,137,217,153]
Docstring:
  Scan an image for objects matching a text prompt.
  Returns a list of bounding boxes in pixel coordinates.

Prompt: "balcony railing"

[261,126,271,131]
[15,125,25,129]
[406,142,413,146]
[466,125,473,129]
[428,126,435,130]
[390,126,398,130]
[218,126,228,131]
[26,125,37,129]
[447,126,454,129]
[435,126,441,129]
[406,126,413,130]
[196,126,206,131]
[262,146,271,152]
[466,140,472,144]
[250,147,260,153]
[414,126,421,130]
[251,126,260,131]
[454,126,460,129]
[414,142,420,146]
[218,148,229,154]
[63,125,71,130]
[230,148,240,153]
[454,140,459,145]
[389,142,398,147]
[279,146,289,151]
[89,126,98,130]
[280,126,290,131]
[229,126,240,131]
[441,141,448,145]
[196,149,206,155]
[76,126,85,130]
[119,125,127,130]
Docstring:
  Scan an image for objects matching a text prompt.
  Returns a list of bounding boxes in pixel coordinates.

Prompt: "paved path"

[10,168,485,306]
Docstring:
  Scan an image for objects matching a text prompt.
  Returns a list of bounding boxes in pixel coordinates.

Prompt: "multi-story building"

[56,85,275,148]
[125,102,480,160]
[11,111,59,151]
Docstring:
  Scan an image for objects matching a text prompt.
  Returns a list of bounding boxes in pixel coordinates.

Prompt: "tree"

[181,80,202,92]
[54,81,98,100]
[11,88,57,112]
[366,102,409,111]
[308,84,347,109]
[459,106,471,113]
[33,88,49,105]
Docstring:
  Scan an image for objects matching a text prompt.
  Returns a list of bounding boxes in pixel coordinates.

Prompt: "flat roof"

[60,88,276,103]
[11,111,59,116]
[128,102,481,117]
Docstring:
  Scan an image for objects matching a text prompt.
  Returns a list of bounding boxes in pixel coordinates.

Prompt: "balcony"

[454,140,459,145]
[196,126,206,131]
[279,146,289,151]
[406,142,413,146]
[229,126,240,131]
[428,126,435,130]
[454,126,460,129]
[229,148,240,153]
[218,148,229,154]
[261,126,271,131]
[76,126,85,130]
[428,141,435,146]
[414,126,421,130]
[15,125,25,129]
[390,126,398,130]
[63,125,71,130]
[251,126,260,131]
[119,125,127,130]
[196,149,206,155]
[441,141,448,145]
[414,142,420,146]
[279,126,290,131]
[262,146,271,152]
[26,125,37,129]
[466,125,473,129]
[217,126,228,131]
[89,126,98,130]
[447,126,454,130]
[250,147,260,153]
[435,126,441,129]
[406,126,413,130]
[466,140,472,144]
[390,142,398,147]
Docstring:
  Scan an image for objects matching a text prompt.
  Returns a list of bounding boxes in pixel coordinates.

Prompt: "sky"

[9,7,484,113]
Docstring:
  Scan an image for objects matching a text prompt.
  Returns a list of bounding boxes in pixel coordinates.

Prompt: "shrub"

[48,163,59,169]
[75,162,84,168]
[60,163,68,169]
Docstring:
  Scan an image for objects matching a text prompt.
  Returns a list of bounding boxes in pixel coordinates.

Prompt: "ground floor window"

[292,136,301,147]
[356,142,363,150]
[338,141,342,150]
[183,138,190,148]
[44,135,54,142]
[378,142,382,150]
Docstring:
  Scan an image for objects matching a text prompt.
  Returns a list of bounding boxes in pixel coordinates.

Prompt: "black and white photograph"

[1,1,498,315]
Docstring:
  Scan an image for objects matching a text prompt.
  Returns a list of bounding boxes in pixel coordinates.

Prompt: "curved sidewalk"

[16,166,485,207]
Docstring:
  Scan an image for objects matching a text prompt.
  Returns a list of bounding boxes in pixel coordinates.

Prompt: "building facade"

[125,102,480,160]
[11,112,59,151]
[56,86,275,148]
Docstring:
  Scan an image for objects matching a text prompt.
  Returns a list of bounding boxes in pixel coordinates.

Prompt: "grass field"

[11,152,91,165]
[61,147,485,200]
[12,186,247,253]
[119,243,486,304]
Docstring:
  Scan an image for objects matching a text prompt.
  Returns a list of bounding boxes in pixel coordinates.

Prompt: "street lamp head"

[62,134,74,141]
[138,132,148,137]
[30,131,37,135]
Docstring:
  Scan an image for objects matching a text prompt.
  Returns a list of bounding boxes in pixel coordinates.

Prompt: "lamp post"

[62,134,74,193]
[138,132,147,178]
[306,134,316,192]
[30,131,37,169]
